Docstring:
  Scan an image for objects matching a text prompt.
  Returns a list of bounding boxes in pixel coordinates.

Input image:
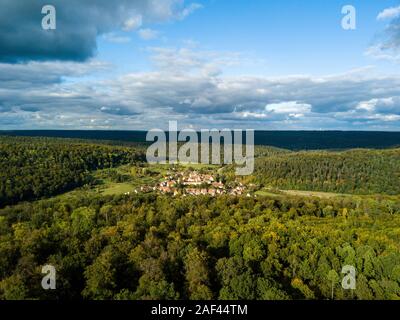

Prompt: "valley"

[0,135,400,300]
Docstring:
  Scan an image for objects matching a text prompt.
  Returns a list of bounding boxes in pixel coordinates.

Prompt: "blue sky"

[1,0,400,130]
[95,0,400,76]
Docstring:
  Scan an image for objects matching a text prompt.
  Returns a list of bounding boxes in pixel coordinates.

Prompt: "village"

[136,170,248,197]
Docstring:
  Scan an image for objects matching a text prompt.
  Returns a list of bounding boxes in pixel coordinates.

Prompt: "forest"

[3,130,400,150]
[0,136,145,207]
[254,148,400,195]
[0,135,399,300]
[0,193,399,300]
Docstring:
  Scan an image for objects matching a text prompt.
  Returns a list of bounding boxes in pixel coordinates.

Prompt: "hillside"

[255,149,400,195]
[0,136,145,207]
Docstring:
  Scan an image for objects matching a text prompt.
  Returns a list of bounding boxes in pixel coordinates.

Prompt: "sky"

[1,0,400,130]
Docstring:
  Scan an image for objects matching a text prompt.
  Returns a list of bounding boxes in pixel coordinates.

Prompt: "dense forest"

[255,149,400,195]
[0,137,145,207]
[0,193,399,300]
[0,136,399,300]
[3,130,400,150]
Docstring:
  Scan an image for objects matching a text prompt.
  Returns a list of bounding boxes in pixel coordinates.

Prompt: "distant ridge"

[1,130,400,150]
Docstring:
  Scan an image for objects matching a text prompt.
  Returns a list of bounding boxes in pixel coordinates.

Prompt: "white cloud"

[103,33,131,44]
[378,114,400,121]
[148,47,241,76]
[2,51,400,130]
[377,6,400,20]
[356,99,378,112]
[370,6,400,62]
[364,45,400,62]
[289,113,305,118]
[138,28,160,40]
[142,1,202,22]
[241,111,269,119]
[356,97,395,112]
[265,101,312,114]
[123,14,143,31]
[178,3,203,19]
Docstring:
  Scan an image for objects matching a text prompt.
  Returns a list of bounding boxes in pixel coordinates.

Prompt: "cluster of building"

[184,185,246,196]
[142,171,247,197]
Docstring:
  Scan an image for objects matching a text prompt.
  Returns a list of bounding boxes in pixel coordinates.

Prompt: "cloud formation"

[102,33,131,44]
[138,28,160,40]
[265,101,312,115]
[368,5,400,62]
[377,6,400,20]
[1,50,400,130]
[1,2,399,131]
[0,0,201,62]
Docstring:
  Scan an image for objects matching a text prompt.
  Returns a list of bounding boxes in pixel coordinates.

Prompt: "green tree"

[327,270,339,300]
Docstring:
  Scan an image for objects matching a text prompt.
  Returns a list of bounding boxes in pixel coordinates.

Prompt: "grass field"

[281,189,350,198]
[255,187,400,202]
[256,188,351,199]
[100,182,134,195]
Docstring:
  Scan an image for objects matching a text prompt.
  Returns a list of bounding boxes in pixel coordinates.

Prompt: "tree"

[71,207,96,237]
[184,247,213,300]
[0,274,27,300]
[327,270,339,300]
